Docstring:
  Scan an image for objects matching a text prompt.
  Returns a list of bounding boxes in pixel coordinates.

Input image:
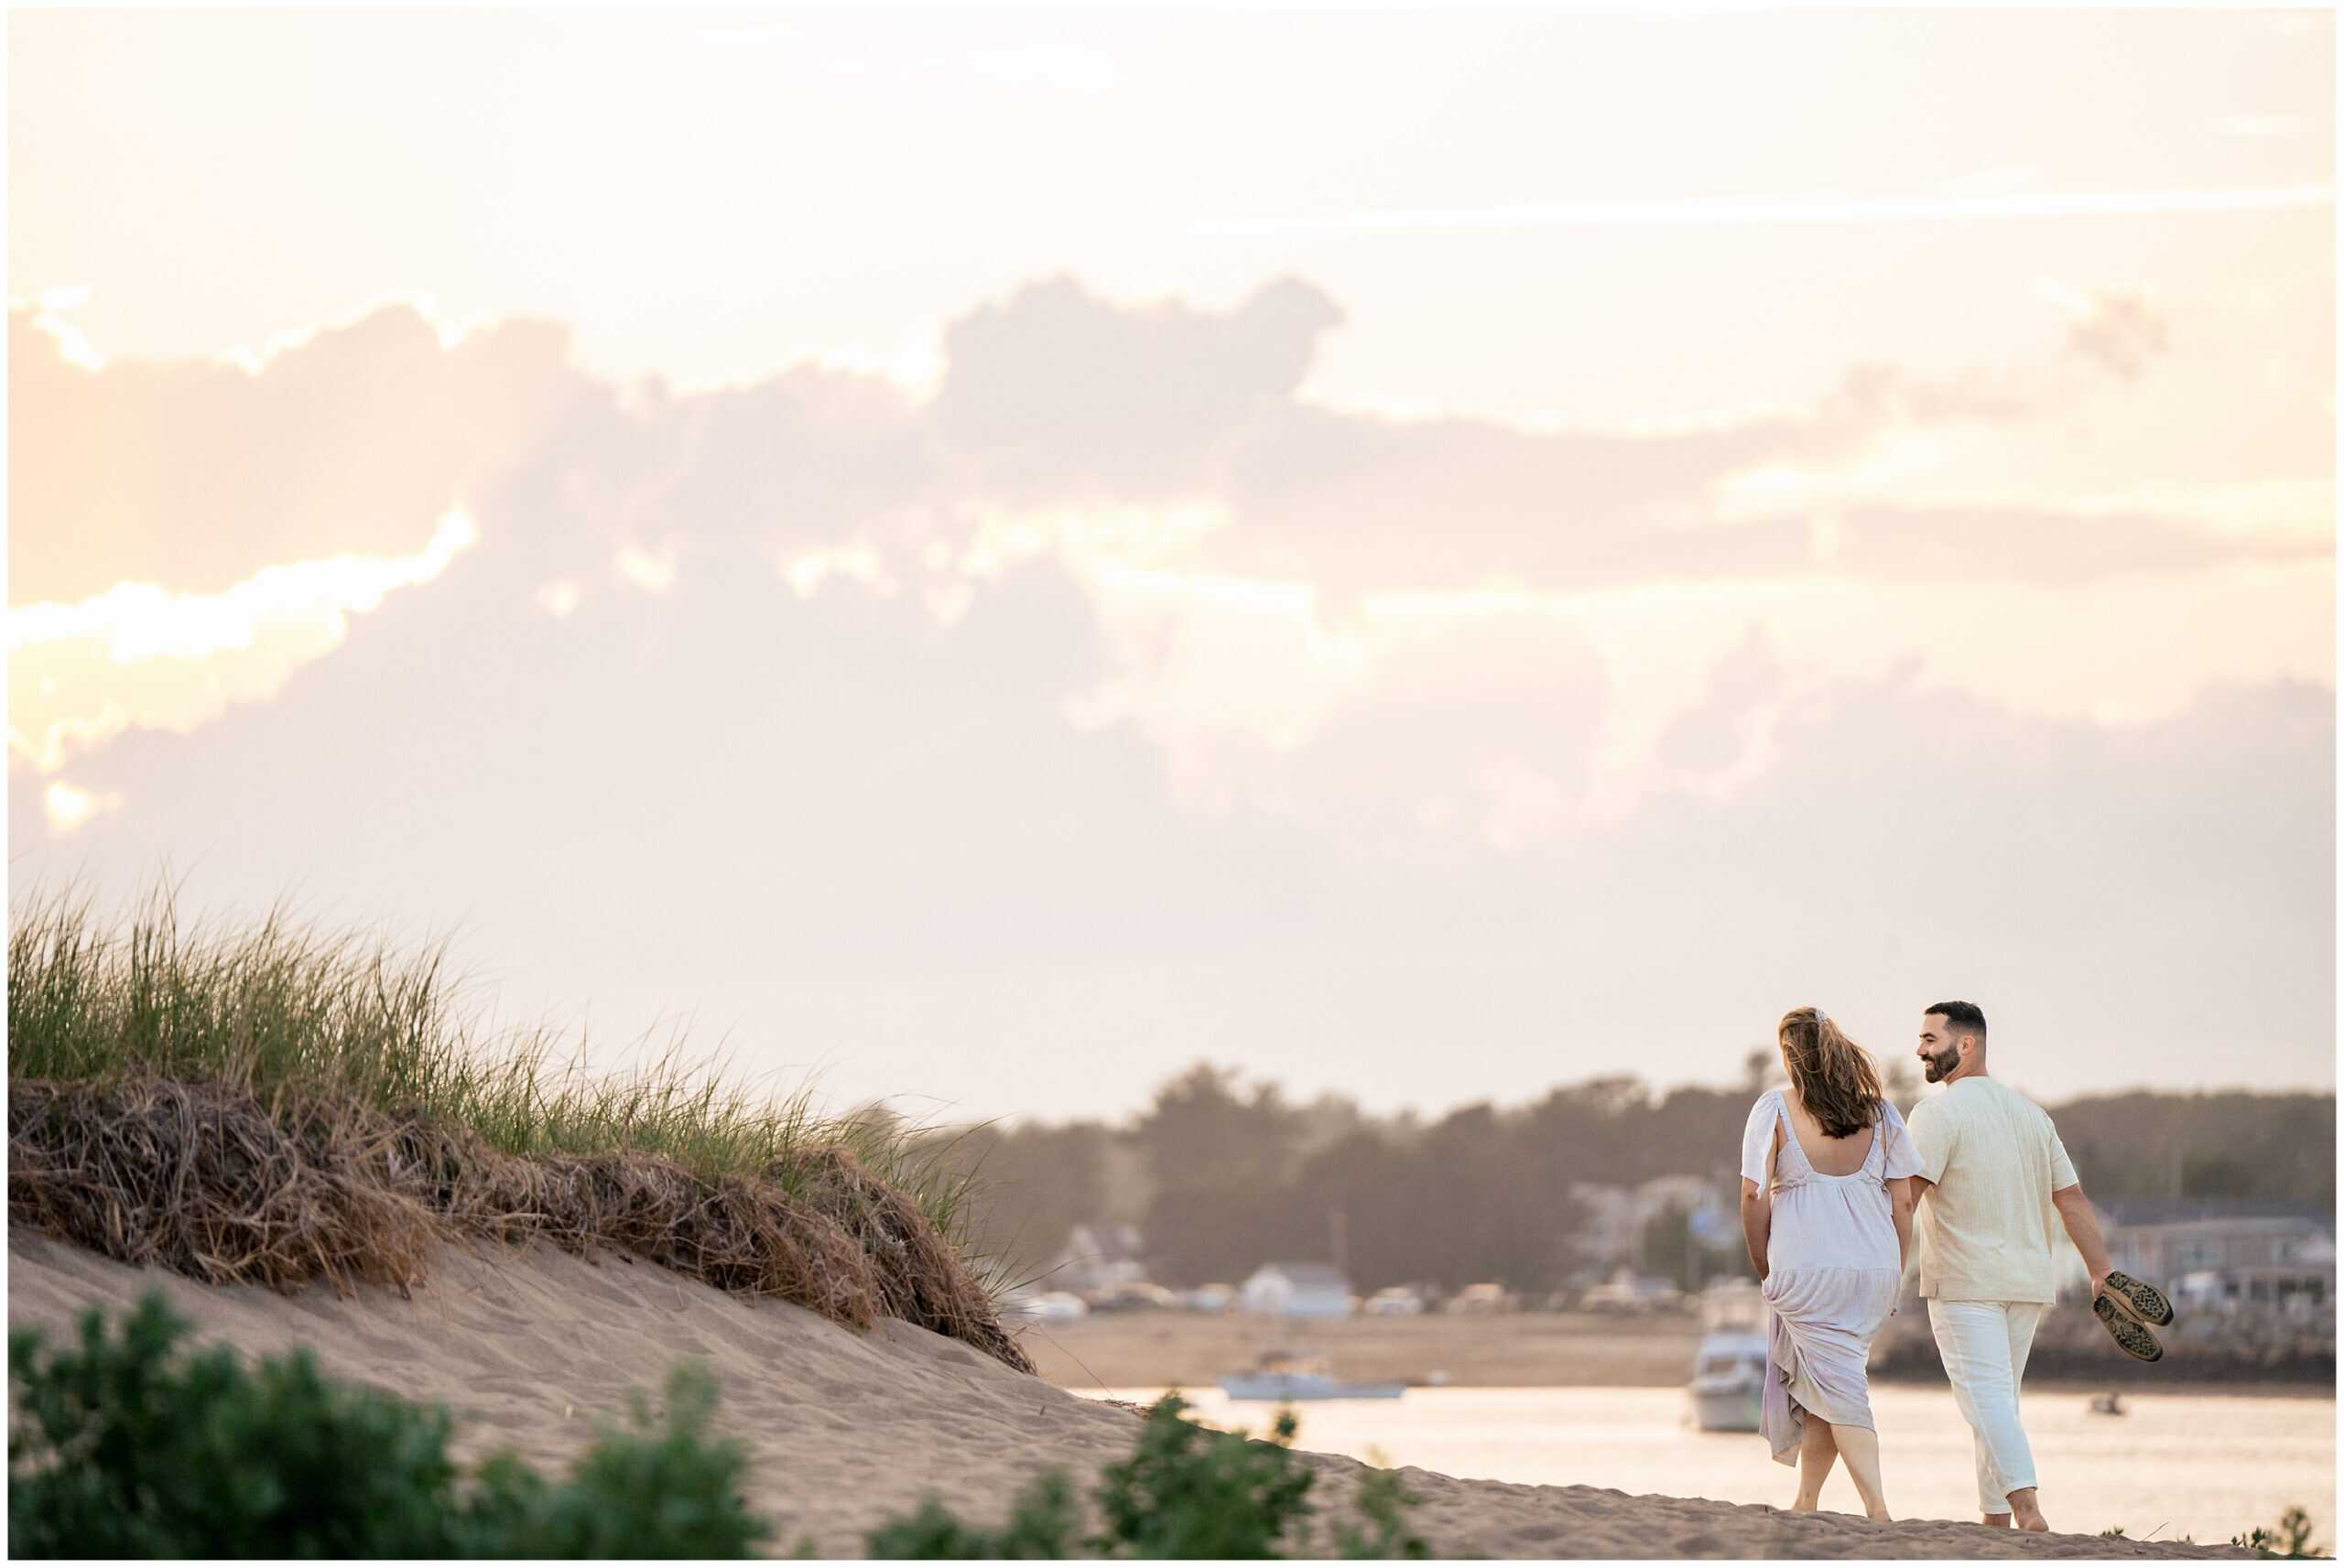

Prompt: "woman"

[1738,1006,1919,1522]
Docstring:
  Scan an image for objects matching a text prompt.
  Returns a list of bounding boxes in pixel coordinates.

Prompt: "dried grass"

[7,881,1032,1370]
[8,1077,437,1295]
[793,1147,1036,1372]
[8,1074,1028,1370]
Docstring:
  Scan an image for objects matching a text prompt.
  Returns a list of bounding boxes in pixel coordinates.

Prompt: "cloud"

[2214,114,2308,139]
[1188,185,2335,236]
[5,265,2328,1115]
[9,304,579,603]
[11,269,2328,859]
[7,509,476,773]
[2034,280,2174,380]
[929,275,1344,499]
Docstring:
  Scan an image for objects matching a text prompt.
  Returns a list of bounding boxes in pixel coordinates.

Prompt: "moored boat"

[1218,1348,1405,1401]
[1686,1328,1769,1432]
[1686,1281,1769,1433]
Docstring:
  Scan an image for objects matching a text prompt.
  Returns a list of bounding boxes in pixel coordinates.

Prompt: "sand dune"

[6,1234,2245,1559]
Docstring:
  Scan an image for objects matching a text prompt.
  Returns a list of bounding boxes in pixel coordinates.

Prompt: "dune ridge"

[5,1233,2249,1559]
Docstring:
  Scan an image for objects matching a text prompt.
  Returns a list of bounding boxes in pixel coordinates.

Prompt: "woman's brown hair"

[1777,1006,1884,1139]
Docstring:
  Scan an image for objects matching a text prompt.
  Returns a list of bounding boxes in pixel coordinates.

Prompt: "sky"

[7,8,2335,1125]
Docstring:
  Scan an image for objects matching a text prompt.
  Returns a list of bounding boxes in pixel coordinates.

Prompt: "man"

[1904,1000,2119,1534]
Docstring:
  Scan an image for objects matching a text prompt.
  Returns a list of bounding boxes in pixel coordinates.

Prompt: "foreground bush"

[7,1293,766,1558]
[2232,1506,2324,1559]
[864,1395,1430,1559]
[12,1294,1430,1559]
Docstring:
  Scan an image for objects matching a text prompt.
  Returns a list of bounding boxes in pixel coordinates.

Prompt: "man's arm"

[1887,1176,1915,1275]
[1909,1173,1936,1201]
[2051,1183,2114,1299]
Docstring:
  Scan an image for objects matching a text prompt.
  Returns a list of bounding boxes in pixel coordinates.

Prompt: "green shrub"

[13,1294,1430,1561]
[7,1292,765,1558]
[1333,1466,1432,1561]
[863,1472,1083,1558]
[867,1395,1428,1559]
[2233,1506,2325,1559]
[1089,1397,1316,1556]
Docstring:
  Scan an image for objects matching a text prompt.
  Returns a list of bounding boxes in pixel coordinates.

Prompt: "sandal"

[2093,1294,2165,1361]
[2100,1270,2175,1327]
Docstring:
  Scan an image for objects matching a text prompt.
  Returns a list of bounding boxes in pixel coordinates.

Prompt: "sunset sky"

[8,8,2334,1123]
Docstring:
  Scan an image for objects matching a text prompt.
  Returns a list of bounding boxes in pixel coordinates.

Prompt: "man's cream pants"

[1927,1299,2050,1514]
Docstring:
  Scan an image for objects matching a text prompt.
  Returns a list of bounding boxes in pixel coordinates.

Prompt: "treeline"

[910,1063,2335,1295]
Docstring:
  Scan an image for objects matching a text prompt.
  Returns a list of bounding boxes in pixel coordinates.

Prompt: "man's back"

[1907,1077,2078,1303]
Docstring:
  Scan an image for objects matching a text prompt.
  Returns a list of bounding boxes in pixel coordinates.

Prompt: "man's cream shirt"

[1906,1076,2079,1304]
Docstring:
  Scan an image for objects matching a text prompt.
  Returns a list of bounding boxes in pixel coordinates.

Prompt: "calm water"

[1078,1385,2335,1546]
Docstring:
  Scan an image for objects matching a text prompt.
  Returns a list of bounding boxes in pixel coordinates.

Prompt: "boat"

[1217,1348,1405,1401]
[1687,1328,1770,1432]
[1686,1281,1769,1433]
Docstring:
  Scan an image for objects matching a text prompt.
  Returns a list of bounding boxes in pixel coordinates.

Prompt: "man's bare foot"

[1868,1510,1894,1524]
[1791,1498,1820,1513]
[1981,1513,2012,1528]
[2010,1490,2050,1532]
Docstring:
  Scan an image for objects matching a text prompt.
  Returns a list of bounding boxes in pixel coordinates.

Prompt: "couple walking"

[1736,1000,2175,1530]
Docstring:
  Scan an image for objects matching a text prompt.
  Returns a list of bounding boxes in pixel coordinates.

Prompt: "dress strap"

[1771,1091,1807,1180]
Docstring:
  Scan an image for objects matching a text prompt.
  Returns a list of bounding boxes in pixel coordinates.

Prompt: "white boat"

[1218,1349,1405,1401]
[1686,1328,1769,1432]
[1686,1281,1770,1433]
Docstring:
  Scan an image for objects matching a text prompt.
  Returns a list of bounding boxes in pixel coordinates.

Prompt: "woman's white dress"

[1738,1089,1920,1466]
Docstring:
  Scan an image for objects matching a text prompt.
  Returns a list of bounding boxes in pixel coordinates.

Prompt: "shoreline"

[1018,1308,2335,1397]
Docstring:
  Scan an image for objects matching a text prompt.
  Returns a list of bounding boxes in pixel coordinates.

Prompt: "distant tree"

[908,1120,1114,1286]
[1135,1064,1306,1285]
[2180,1152,2256,1200]
[1133,1064,1300,1194]
[937,1064,2334,1300]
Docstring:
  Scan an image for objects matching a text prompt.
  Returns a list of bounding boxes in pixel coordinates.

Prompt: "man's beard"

[1920,1048,1959,1083]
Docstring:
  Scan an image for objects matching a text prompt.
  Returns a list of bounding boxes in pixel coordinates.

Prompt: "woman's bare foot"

[2010,1489,2051,1532]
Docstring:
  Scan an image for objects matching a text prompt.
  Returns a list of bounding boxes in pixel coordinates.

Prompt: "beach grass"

[6,879,1026,1368]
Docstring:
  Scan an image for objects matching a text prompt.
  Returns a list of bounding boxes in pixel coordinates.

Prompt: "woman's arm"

[1739,1176,1771,1281]
[1887,1175,1915,1275]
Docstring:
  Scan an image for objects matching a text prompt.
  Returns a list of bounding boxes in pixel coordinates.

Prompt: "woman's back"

[1743,1089,1907,1276]
[1779,1089,1878,1176]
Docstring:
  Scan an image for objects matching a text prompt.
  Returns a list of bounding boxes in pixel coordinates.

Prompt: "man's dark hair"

[1926,1000,1988,1041]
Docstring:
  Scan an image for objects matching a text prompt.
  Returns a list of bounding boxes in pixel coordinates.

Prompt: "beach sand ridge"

[5,1234,2248,1558]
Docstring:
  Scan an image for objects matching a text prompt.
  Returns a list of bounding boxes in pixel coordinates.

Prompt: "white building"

[2100,1200,2335,1319]
[1041,1223,1150,1296]
[1239,1261,1355,1318]
[1569,1176,1737,1271]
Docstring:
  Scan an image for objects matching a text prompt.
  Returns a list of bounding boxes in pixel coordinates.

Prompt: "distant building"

[2097,1199,2335,1318]
[1568,1184,1639,1269]
[1042,1223,1150,1296]
[1239,1262,1354,1318]
[1569,1176,1736,1271]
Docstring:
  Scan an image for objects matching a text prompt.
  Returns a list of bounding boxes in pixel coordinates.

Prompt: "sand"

[1023,1306,1701,1390]
[6,1234,2247,1559]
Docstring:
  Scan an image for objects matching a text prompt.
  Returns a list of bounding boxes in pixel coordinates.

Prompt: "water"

[1078,1385,2335,1546]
